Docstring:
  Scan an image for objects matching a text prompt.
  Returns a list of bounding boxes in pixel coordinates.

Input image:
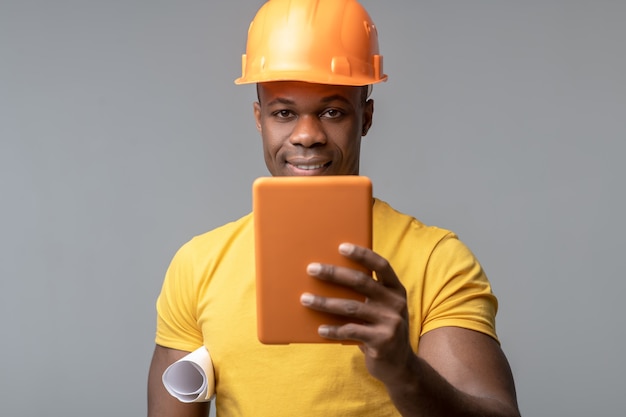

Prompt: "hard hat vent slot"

[331,56,351,77]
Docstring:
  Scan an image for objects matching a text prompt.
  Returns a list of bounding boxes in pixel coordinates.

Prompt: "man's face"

[254,81,373,177]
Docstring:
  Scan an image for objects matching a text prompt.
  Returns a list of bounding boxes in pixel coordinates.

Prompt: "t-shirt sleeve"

[154,241,204,351]
[420,233,499,342]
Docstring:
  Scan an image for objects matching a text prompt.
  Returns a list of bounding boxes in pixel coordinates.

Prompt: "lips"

[293,163,327,170]
[286,159,332,175]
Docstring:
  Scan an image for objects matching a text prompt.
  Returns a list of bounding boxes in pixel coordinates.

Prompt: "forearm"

[385,354,520,417]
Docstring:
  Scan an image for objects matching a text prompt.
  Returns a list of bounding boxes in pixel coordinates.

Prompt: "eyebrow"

[265,94,353,107]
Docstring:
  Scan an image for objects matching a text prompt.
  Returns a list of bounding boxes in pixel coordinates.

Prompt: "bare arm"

[147,345,210,417]
[405,326,520,417]
[376,326,520,416]
[301,243,520,417]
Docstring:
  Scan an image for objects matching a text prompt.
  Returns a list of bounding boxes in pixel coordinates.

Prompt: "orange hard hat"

[234,0,387,86]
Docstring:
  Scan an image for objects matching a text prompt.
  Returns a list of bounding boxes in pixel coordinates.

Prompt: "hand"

[300,242,415,383]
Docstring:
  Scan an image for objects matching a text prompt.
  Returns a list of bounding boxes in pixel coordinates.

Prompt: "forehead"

[257,81,362,105]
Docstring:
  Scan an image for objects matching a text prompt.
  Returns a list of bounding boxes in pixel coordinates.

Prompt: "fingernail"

[300,293,314,306]
[318,326,330,337]
[339,243,354,255]
[307,263,321,275]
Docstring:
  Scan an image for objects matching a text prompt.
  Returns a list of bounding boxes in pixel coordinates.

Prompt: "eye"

[320,108,344,119]
[272,109,295,120]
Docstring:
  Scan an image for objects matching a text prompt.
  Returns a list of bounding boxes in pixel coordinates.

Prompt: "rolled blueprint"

[162,346,215,403]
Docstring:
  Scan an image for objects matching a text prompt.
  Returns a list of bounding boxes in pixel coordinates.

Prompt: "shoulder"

[373,198,455,254]
[373,199,487,285]
[182,212,253,250]
[170,212,254,265]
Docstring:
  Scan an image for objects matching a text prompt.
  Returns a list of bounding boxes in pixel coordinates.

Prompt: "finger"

[318,321,401,346]
[317,322,379,342]
[307,261,409,323]
[300,292,381,323]
[339,243,405,291]
[306,262,380,299]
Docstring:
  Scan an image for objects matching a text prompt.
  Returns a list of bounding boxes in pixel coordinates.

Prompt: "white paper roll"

[162,346,216,403]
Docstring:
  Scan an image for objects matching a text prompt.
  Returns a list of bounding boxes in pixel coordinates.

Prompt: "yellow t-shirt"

[155,199,498,416]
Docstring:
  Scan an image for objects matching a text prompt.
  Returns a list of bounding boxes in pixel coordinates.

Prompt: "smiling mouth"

[293,162,329,170]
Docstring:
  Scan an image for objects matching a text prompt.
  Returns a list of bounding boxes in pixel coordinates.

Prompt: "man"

[148,1,521,416]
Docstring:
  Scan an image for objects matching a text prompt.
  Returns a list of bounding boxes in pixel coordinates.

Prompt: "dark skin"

[253,81,372,177]
[147,346,210,417]
[147,81,521,417]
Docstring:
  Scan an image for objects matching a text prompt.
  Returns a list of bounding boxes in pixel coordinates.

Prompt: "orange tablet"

[253,176,372,344]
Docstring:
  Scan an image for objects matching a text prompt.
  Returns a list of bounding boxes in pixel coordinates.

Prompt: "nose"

[289,115,327,147]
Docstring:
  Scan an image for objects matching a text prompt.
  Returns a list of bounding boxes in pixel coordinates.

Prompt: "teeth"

[295,164,325,170]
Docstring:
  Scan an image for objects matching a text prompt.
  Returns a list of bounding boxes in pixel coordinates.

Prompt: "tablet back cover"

[253,176,372,344]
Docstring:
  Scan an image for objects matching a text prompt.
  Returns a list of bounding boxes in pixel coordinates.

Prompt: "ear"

[253,102,262,133]
[361,99,374,136]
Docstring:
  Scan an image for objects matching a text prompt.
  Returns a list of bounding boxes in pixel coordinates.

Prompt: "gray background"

[1,1,624,416]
